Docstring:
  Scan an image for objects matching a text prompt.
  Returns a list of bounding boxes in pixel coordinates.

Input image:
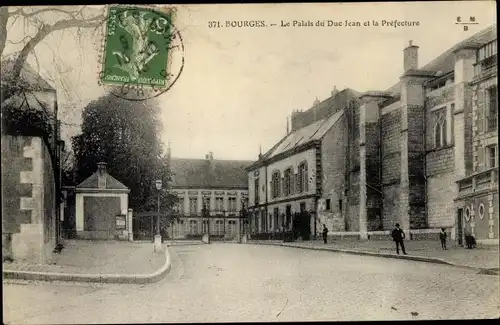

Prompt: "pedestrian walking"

[322,224,329,244]
[439,228,447,250]
[391,223,407,255]
[465,232,476,249]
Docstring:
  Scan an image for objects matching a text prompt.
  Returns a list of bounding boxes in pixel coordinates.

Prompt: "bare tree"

[1,6,106,101]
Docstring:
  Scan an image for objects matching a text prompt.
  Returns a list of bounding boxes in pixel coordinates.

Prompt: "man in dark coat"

[391,223,407,255]
[322,224,329,244]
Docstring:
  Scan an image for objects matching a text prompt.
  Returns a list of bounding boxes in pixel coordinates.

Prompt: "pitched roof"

[386,24,497,95]
[170,158,253,189]
[2,91,55,112]
[76,172,129,190]
[1,54,55,92]
[266,108,344,159]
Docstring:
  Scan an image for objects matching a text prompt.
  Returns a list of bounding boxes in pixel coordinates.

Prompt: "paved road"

[3,244,499,323]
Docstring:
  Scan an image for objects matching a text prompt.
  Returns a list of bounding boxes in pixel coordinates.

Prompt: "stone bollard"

[154,234,163,252]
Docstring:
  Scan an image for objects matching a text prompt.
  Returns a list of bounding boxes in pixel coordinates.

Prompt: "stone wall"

[1,135,56,263]
[381,108,401,230]
[426,146,456,228]
[382,184,401,230]
[381,109,401,184]
[320,114,347,231]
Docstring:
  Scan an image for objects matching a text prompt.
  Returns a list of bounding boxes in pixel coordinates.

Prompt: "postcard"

[1,1,498,323]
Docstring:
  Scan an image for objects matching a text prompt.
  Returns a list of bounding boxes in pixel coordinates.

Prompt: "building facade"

[168,151,251,240]
[246,88,362,238]
[74,162,131,240]
[456,37,498,244]
[247,25,498,244]
[1,59,63,263]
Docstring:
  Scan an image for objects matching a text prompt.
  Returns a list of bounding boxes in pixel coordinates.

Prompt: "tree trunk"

[0,6,8,57]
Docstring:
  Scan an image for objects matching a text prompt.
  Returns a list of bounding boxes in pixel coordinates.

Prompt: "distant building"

[168,151,252,240]
[247,24,498,245]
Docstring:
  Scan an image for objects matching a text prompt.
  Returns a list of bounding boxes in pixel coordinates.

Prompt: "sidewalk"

[3,240,171,284]
[248,239,500,273]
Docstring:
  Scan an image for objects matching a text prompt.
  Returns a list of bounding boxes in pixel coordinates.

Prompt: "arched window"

[434,117,447,148]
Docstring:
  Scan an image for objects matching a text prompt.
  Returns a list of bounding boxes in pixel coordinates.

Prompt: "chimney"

[313,97,320,106]
[97,162,107,188]
[97,162,107,176]
[209,151,213,160]
[286,117,290,135]
[331,85,339,98]
[403,40,419,72]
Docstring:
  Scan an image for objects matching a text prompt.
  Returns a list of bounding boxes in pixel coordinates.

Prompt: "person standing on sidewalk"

[322,224,329,244]
[391,223,407,255]
[439,228,447,250]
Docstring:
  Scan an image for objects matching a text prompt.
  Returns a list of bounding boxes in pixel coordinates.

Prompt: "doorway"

[286,205,292,229]
[457,208,464,246]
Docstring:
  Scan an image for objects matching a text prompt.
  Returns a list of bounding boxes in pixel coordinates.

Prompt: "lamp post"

[155,180,162,236]
[154,180,162,251]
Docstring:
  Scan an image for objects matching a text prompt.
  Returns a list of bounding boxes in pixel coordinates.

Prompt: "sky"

[3,1,497,161]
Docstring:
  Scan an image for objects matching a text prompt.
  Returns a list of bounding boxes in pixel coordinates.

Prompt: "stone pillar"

[12,137,46,263]
[183,191,189,216]
[358,92,388,239]
[400,69,434,237]
[453,46,477,179]
[127,208,134,241]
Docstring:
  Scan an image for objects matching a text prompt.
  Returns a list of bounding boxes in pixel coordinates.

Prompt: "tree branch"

[11,7,84,19]
[8,9,106,97]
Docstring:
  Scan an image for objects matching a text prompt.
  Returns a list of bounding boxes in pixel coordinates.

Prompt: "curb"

[3,244,172,284]
[248,242,490,273]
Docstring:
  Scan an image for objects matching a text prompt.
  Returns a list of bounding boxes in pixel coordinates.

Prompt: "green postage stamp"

[100,6,177,89]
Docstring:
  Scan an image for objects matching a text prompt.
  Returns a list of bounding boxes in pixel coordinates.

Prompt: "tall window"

[215,197,224,213]
[434,117,447,148]
[189,220,197,234]
[487,86,498,132]
[189,197,198,215]
[228,197,237,212]
[298,162,308,193]
[254,178,260,204]
[478,40,497,62]
[283,168,292,196]
[271,171,281,198]
[487,145,498,168]
[177,198,185,214]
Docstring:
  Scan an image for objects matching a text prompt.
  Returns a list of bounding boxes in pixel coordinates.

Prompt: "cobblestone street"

[3,244,499,323]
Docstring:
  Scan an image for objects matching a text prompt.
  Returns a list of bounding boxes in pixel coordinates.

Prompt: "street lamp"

[155,180,162,237]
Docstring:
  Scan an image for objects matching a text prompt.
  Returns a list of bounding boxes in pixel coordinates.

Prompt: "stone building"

[456,34,498,244]
[1,59,63,262]
[168,151,252,240]
[247,24,498,245]
[246,88,362,237]
[74,162,131,240]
